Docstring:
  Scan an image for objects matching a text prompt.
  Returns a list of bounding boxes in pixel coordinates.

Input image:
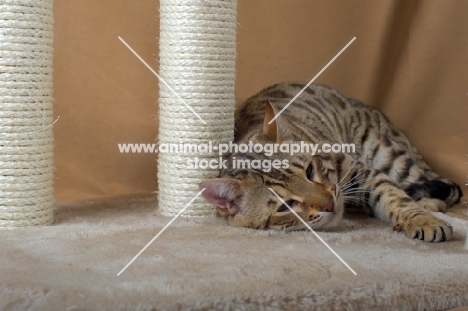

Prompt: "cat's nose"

[320,197,334,212]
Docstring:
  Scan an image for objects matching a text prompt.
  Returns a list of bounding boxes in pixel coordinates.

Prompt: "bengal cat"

[200,83,462,242]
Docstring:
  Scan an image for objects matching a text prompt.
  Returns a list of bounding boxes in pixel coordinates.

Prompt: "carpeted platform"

[2,198,468,310]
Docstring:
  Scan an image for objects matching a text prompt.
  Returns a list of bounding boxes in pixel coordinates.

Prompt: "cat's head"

[200,101,344,231]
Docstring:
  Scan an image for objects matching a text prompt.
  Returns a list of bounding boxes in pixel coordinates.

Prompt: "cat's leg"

[405,178,462,211]
[360,133,462,212]
[398,140,462,210]
[413,197,447,212]
[337,154,453,242]
[382,152,461,212]
[387,153,461,211]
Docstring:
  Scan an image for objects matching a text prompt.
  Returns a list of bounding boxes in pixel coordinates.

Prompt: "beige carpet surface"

[1,198,468,311]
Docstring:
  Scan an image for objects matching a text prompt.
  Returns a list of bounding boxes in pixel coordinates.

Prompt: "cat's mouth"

[290,205,342,231]
[321,197,334,212]
[270,192,344,231]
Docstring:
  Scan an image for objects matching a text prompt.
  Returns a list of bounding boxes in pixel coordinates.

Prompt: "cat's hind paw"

[393,213,453,242]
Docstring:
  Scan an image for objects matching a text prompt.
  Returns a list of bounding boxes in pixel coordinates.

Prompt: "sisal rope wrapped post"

[158,0,237,217]
[0,0,55,227]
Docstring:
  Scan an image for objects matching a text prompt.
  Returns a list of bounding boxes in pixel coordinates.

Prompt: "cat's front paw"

[393,212,453,242]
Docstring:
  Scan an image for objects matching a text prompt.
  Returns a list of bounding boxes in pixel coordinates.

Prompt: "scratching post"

[0,0,55,227]
[158,0,237,216]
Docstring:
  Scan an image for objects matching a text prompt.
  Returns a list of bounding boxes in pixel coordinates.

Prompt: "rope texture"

[0,0,55,227]
[158,0,237,217]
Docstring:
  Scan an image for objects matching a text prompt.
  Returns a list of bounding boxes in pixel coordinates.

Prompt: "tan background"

[53,0,468,204]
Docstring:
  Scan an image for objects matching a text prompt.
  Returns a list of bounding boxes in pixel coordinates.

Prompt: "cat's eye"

[277,200,295,213]
[306,163,314,181]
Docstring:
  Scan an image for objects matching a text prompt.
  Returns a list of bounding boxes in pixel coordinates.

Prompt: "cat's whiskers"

[343,192,372,199]
[339,170,370,189]
[342,185,371,191]
[338,156,365,186]
[347,200,371,212]
[341,177,375,190]
[343,189,371,194]
[343,195,373,206]
[343,195,371,203]
[341,177,375,191]
[343,196,372,210]
[343,189,373,205]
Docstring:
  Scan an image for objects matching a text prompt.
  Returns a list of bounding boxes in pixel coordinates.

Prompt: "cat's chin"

[282,203,344,232]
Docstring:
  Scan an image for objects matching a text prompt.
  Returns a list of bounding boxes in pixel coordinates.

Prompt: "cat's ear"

[199,178,243,215]
[262,100,291,142]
